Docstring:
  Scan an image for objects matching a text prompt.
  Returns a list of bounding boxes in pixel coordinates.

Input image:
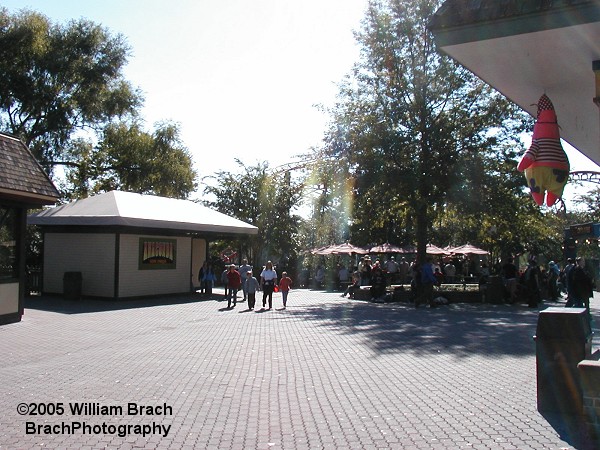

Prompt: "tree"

[299,157,354,249]
[0,8,198,201]
[203,160,303,266]
[429,123,563,260]
[315,0,528,261]
[573,187,600,223]
[0,8,142,171]
[62,121,197,200]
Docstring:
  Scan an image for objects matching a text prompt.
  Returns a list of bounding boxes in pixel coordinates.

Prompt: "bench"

[352,286,372,301]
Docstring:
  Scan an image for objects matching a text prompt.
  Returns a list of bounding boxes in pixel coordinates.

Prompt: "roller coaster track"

[270,156,325,175]
[569,171,600,184]
[269,166,599,213]
[550,171,600,215]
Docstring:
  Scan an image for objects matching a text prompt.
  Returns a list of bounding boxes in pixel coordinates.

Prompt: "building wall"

[43,233,116,297]
[118,234,192,298]
[0,282,19,316]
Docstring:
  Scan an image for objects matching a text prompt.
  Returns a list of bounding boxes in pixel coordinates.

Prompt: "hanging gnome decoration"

[517,94,570,206]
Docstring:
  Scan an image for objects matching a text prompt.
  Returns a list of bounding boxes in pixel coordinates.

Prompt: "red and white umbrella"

[312,243,368,255]
[448,244,489,255]
[426,244,450,255]
[365,243,404,254]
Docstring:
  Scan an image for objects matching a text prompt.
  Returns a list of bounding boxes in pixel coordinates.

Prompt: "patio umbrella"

[329,243,369,255]
[311,243,368,255]
[448,244,489,255]
[309,245,330,255]
[426,244,450,255]
[366,243,404,254]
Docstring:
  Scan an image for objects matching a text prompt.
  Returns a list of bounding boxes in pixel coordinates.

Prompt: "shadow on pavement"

[283,298,600,448]
[282,300,541,357]
[24,293,225,314]
[541,411,598,450]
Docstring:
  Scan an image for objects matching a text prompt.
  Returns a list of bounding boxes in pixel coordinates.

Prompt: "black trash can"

[486,275,504,304]
[534,307,592,414]
[63,272,82,300]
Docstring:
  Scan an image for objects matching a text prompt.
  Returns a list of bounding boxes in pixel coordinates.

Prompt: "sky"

[2,0,370,195]
[2,0,599,207]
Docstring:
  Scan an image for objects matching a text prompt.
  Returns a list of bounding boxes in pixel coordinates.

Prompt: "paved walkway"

[0,290,599,449]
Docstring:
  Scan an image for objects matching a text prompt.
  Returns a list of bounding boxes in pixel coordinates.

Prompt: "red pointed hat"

[535,94,558,124]
[537,94,553,115]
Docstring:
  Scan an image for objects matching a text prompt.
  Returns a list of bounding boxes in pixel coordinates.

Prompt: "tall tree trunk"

[416,201,428,264]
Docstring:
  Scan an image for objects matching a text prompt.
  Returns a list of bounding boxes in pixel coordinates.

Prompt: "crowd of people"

[503,256,595,311]
[331,253,597,313]
[197,259,293,311]
[197,253,596,319]
[337,255,483,304]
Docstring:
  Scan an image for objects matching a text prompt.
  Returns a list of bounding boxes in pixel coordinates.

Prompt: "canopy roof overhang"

[28,190,259,237]
[429,0,600,166]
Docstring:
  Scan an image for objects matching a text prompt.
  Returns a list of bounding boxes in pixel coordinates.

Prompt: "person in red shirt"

[278,272,293,309]
[226,264,242,308]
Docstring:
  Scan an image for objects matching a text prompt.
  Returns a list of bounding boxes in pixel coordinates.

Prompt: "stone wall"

[578,359,600,442]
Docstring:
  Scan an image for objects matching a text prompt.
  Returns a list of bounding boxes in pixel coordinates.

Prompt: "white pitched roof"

[28,190,258,235]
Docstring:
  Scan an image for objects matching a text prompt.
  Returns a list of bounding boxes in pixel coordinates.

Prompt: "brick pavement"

[0,290,598,449]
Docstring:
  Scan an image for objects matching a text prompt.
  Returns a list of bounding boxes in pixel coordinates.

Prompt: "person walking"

[568,257,594,310]
[260,261,278,310]
[398,257,410,285]
[547,261,560,301]
[198,261,208,295]
[314,265,325,289]
[523,258,541,308]
[239,258,253,302]
[502,257,518,304]
[198,261,208,294]
[385,256,399,285]
[279,272,293,309]
[564,258,576,306]
[244,270,260,310]
[201,264,216,295]
[416,257,437,308]
[359,257,372,286]
[444,260,456,284]
[225,264,242,308]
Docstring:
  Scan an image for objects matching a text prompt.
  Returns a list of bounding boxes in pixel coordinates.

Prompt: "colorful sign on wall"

[139,238,177,270]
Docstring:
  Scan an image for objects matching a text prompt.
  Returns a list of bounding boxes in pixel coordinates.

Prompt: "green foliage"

[301,0,563,262]
[572,186,600,223]
[203,161,303,266]
[62,121,197,200]
[0,8,197,201]
[0,8,142,171]
[299,158,354,249]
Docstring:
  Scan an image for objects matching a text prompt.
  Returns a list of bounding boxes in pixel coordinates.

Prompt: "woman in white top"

[260,261,278,310]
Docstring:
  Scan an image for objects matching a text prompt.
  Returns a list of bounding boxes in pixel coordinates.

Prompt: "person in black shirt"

[568,257,594,310]
[502,257,518,304]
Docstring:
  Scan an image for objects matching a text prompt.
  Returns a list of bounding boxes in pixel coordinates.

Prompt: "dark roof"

[0,132,60,205]
[430,0,600,37]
